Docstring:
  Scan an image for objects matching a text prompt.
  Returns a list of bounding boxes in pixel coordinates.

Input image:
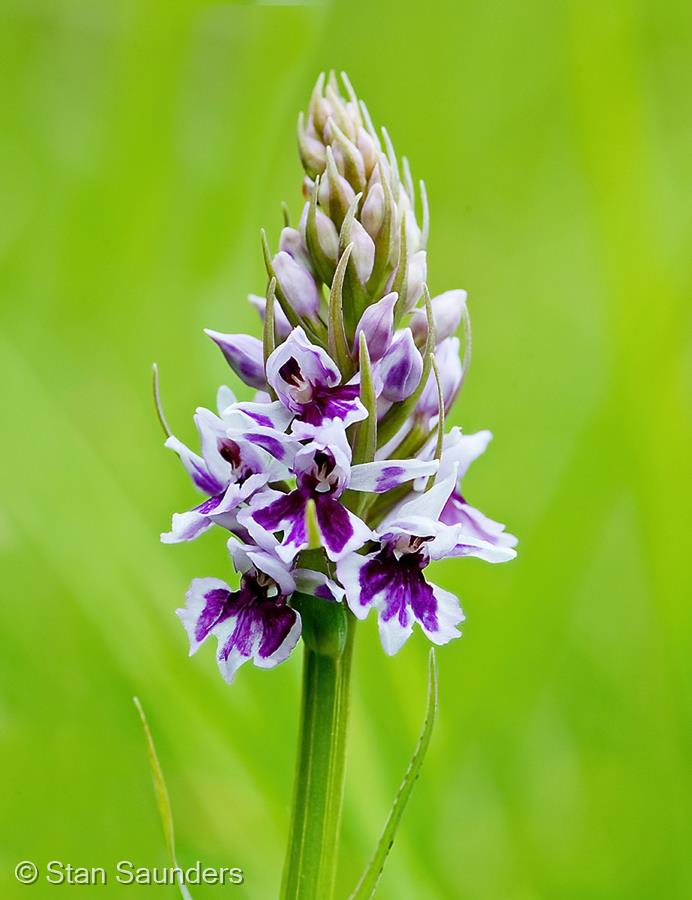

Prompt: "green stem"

[281,607,356,900]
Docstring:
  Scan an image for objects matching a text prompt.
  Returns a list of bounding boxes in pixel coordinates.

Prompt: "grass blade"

[134,697,193,900]
[349,650,438,900]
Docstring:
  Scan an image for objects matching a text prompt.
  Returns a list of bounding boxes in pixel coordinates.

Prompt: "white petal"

[377,608,414,656]
[420,583,464,645]
[349,458,438,493]
[336,552,374,619]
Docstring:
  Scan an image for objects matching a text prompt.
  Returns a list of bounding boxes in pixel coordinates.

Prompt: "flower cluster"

[162,73,516,683]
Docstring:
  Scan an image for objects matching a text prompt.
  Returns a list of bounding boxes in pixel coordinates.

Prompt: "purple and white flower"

[162,389,286,544]
[265,327,367,431]
[241,426,438,563]
[163,74,517,680]
[426,428,518,550]
[178,541,301,683]
[338,471,515,654]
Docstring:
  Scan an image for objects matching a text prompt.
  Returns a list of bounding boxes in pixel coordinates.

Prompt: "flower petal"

[415,582,464,645]
[164,434,225,496]
[315,495,372,561]
[245,489,309,563]
[176,577,234,653]
[349,458,438,493]
[205,330,267,390]
[265,326,340,410]
[224,400,294,433]
[336,551,377,620]
[294,568,345,603]
[254,606,301,667]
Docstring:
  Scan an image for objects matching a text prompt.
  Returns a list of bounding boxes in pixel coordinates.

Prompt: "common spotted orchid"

[157,72,517,899]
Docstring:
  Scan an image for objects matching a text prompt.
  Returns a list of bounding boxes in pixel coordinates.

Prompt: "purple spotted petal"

[348,458,438,493]
[378,328,423,402]
[205,329,267,390]
[353,292,397,362]
[164,435,225,496]
[314,494,371,561]
[441,493,518,550]
[213,588,301,683]
[161,493,224,544]
[265,327,341,411]
[257,604,300,660]
[177,577,235,653]
[248,490,309,562]
[298,384,366,429]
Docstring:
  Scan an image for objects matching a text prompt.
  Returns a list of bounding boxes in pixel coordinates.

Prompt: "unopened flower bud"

[248,294,292,339]
[405,207,424,255]
[403,250,427,312]
[417,337,462,418]
[297,112,327,178]
[357,127,377,177]
[279,226,313,272]
[204,330,266,389]
[410,289,467,345]
[326,119,366,191]
[378,327,423,401]
[299,201,339,264]
[349,219,375,284]
[353,292,397,362]
[361,183,385,238]
[272,250,320,319]
[319,151,356,225]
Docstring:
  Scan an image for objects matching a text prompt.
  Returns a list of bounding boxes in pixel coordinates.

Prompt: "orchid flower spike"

[161,72,516,684]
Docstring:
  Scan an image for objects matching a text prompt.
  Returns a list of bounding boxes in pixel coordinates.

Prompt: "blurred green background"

[1,0,691,897]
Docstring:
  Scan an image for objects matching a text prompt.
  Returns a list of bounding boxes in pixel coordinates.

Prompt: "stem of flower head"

[280,601,355,900]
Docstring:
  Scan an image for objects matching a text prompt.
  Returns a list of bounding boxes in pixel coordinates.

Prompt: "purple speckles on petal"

[195,587,233,643]
[315,495,354,556]
[258,605,298,659]
[375,465,405,492]
[191,460,224,496]
[218,606,258,660]
[196,493,224,515]
[247,434,286,459]
[243,410,276,429]
[314,583,337,602]
[300,385,363,427]
[408,575,438,633]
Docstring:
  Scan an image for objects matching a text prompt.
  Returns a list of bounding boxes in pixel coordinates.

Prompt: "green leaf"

[425,354,445,492]
[352,332,377,465]
[348,650,439,900]
[328,244,356,378]
[305,498,322,550]
[337,192,367,336]
[391,218,408,324]
[263,277,277,363]
[133,697,193,900]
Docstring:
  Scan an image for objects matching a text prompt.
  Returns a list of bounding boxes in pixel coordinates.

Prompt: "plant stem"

[281,609,356,900]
